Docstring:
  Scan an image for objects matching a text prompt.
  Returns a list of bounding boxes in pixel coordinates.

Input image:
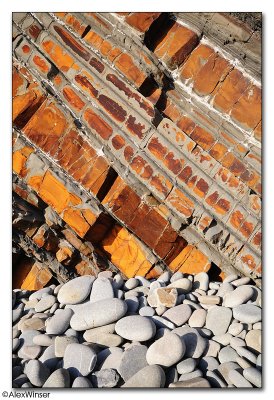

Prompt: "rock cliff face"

[12,12,261,289]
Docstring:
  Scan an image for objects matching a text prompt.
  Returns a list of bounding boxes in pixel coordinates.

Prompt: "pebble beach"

[12,271,262,388]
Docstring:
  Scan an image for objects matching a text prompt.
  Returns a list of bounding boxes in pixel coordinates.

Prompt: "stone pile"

[12,272,262,388]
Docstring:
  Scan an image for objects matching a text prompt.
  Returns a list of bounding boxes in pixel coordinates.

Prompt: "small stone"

[33,334,55,347]
[18,330,41,359]
[124,278,139,290]
[97,347,123,370]
[245,329,261,353]
[34,295,56,312]
[65,328,79,338]
[45,308,73,335]
[70,298,127,331]
[168,278,192,293]
[235,346,257,364]
[176,358,196,375]
[146,331,185,367]
[169,377,211,388]
[162,304,192,326]
[19,317,45,332]
[173,326,207,358]
[149,281,162,292]
[24,299,39,311]
[91,368,119,388]
[29,287,53,301]
[50,303,59,314]
[20,345,42,360]
[72,377,92,387]
[43,368,70,388]
[228,369,252,387]
[206,306,232,335]
[83,323,116,337]
[90,277,114,303]
[188,309,207,328]
[218,346,238,363]
[55,336,79,357]
[57,275,95,305]
[25,360,50,387]
[63,343,97,377]
[115,315,156,341]
[182,299,201,310]
[230,337,246,349]
[243,367,262,387]
[257,354,262,369]
[223,285,254,307]
[199,295,221,305]
[118,344,148,381]
[122,365,165,388]
[193,272,209,291]
[228,322,244,336]
[233,304,261,324]
[154,287,178,308]
[179,369,203,381]
[199,356,219,372]
[83,332,123,347]
[13,374,29,387]
[139,306,155,317]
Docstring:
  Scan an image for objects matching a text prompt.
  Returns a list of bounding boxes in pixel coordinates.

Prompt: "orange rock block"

[23,100,68,155]
[180,44,214,81]
[21,263,53,290]
[231,85,261,130]
[38,171,71,214]
[101,225,152,278]
[154,22,198,69]
[168,245,210,274]
[125,12,161,32]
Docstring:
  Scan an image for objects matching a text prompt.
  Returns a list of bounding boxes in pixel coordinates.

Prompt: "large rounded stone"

[97,347,123,370]
[228,370,252,387]
[115,315,156,341]
[162,304,192,326]
[57,276,95,305]
[233,304,261,324]
[54,336,79,357]
[122,365,165,388]
[25,360,50,387]
[63,343,97,377]
[173,326,207,359]
[146,332,185,367]
[243,367,262,387]
[39,345,60,371]
[206,306,232,335]
[43,368,70,388]
[223,285,254,307]
[176,358,196,375]
[83,331,123,347]
[70,299,127,330]
[45,308,73,335]
[90,277,114,303]
[118,344,148,381]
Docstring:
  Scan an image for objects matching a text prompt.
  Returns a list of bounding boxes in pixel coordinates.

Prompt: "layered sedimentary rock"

[12,12,261,289]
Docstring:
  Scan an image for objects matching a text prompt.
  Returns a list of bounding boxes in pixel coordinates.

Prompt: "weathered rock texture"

[12,12,261,289]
